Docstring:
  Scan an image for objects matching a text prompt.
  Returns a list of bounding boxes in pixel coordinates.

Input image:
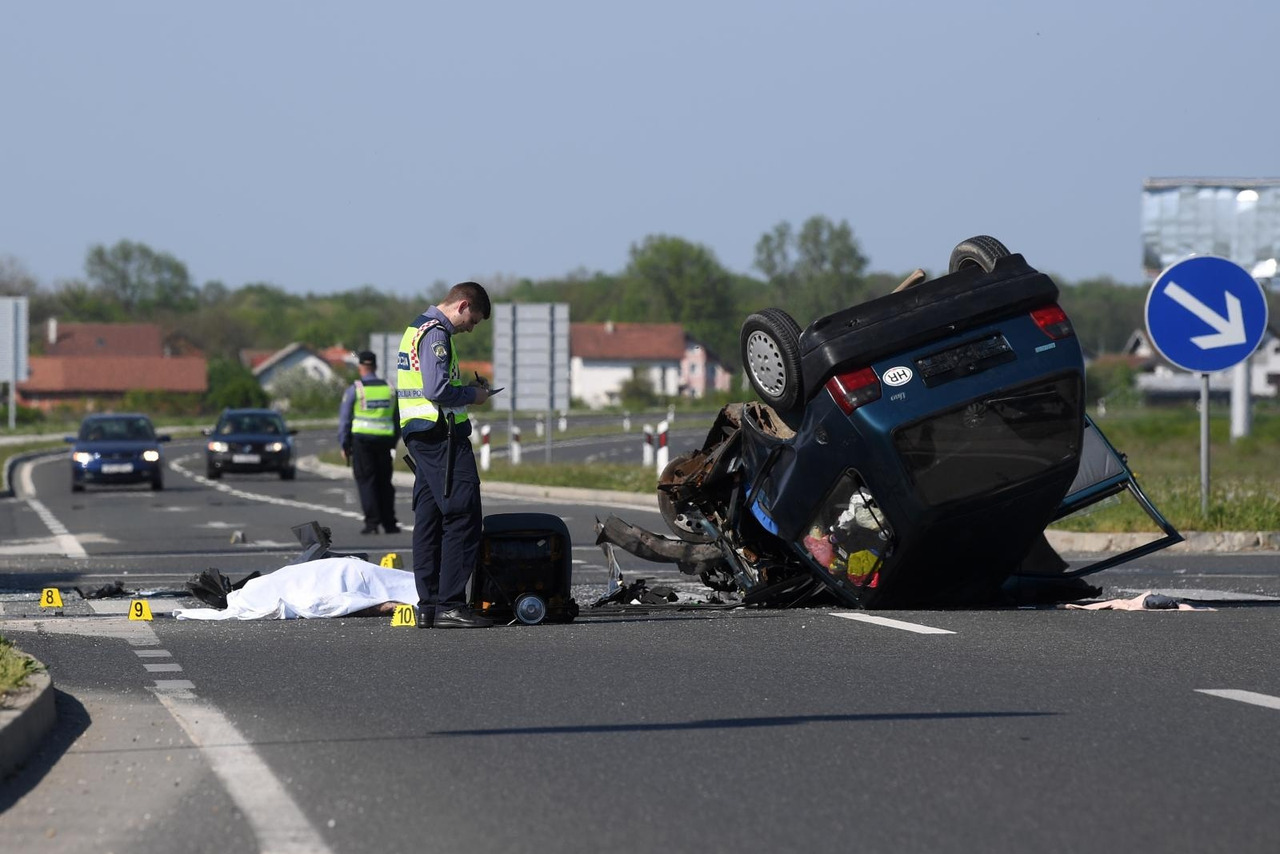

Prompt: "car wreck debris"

[596,237,1182,610]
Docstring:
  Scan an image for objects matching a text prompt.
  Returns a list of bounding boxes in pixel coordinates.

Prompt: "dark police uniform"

[338,366,400,534]
[396,306,482,621]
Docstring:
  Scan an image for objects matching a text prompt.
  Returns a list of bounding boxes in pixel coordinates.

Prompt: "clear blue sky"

[4,1,1276,296]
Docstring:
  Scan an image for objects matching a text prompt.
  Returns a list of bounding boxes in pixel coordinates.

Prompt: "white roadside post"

[558,410,568,432]
[623,410,631,432]
[642,424,654,467]
[535,415,544,438]
[479,424,491,471]
[510,426,522,466]
[655,419,670,475]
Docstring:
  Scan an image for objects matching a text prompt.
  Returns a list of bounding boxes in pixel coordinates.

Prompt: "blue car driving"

[67,413,170,492]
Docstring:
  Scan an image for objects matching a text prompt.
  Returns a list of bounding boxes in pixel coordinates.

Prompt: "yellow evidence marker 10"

[390,604,417,627]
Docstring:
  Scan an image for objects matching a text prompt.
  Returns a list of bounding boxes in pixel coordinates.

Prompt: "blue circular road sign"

[1144,255,1269,373]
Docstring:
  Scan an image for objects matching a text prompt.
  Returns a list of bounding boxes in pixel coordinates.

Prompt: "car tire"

[72,479,84,493]
[280,466,296,481]
[206,465,221,480]
[741,308,803,411]
[151,474,164,491]
[948,235,1011,274]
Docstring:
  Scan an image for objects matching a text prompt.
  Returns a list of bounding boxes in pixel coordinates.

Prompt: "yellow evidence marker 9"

[40,588,64,608]
[129,599,154,621]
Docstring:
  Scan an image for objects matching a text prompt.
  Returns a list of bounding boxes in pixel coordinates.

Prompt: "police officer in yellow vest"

[398,281,493,628]
[338,350,401,534]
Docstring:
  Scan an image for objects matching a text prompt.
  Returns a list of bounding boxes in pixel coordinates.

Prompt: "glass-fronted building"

[1142,177,1280,282]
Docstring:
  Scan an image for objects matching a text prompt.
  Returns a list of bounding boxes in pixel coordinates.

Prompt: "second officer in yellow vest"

[338,350,401,534]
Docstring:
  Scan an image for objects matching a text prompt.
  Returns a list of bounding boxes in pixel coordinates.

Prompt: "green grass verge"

[0,636,43,702]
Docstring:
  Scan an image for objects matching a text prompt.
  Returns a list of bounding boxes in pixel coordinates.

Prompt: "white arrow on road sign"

[1163,281,1246,349]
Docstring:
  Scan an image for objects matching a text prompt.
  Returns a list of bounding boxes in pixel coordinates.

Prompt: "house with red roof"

[569,321,732,408]
[18,319,207,412]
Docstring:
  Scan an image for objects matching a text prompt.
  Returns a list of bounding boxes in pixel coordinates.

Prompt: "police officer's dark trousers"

[405,430,482,615]
[352,437,398,531]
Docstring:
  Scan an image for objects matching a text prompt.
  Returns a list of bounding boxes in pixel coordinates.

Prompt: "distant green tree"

[0,256,39,297]
[621,235,739,367]
[618,369,659,409]
[84,240,198,314]
[267,368,345,417]
[753,215,869,323]
[205,357,269,412]
[1057,278,1148,355]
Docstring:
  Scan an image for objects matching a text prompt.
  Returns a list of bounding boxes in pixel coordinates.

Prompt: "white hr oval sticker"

[882,366,914,387]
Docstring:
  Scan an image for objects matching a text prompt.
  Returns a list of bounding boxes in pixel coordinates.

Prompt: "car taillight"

[825,367,881,415]
[1031,304,1074,340]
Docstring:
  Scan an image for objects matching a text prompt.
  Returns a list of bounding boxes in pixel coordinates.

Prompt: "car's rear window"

[893,375,1082,506]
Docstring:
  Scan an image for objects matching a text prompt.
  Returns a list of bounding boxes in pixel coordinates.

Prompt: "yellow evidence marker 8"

[129,599,154,621]
[40,588,64,608]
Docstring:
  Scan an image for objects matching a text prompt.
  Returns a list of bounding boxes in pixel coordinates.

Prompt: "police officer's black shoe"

[360,525,378,534]
[384,525,401,534]
[433,606,493,629]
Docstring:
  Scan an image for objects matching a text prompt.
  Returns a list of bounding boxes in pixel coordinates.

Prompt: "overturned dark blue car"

[599,237,1180,609]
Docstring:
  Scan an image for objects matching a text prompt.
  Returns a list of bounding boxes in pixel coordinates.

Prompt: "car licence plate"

[232,453,261,464]
[101,463,134,474]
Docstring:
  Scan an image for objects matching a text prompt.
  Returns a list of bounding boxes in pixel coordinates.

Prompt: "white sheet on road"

[174,557,418,620]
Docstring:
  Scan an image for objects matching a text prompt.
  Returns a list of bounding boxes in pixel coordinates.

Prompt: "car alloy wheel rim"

[746,330,786,395]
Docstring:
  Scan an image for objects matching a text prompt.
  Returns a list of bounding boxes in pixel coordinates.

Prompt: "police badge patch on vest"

[432,342,449,361]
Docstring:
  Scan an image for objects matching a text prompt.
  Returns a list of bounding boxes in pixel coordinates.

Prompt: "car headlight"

[208,441,229,453]
[142,450,161,462]
[73,452,94,464]
[266,442,285,453]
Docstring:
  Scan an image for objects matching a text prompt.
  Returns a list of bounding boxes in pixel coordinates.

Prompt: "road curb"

[0,651,56,781]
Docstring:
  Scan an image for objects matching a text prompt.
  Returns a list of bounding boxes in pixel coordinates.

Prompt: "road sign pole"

[1200,373,1210,517]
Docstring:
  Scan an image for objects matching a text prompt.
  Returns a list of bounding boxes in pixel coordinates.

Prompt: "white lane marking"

[23,497,89,558]
[17,608,330,853]
[156,691,334,854]
[144,662,184,672]
[135,649,172,658]
[1196,689,1280,711]
[829,612,956,634]
[171,454,365,521]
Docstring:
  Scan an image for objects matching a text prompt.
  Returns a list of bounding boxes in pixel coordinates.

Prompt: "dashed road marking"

[1196,689,1280,711]
[20,497,88,558]
[829,612,956,634]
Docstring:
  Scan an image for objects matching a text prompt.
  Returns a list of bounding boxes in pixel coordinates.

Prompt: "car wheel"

[151,474,164,491]
[206,465,221,480]
[741,308,803,411]
[658,453,717,544]
[280,466,296,481]
[72,479,84,493]
[948,235,1011,274]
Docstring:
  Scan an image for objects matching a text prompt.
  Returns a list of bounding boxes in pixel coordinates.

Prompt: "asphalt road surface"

[2,429,1278,853]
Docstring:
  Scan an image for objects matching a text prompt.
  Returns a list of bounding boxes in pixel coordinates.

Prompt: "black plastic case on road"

[470,513,577,623]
